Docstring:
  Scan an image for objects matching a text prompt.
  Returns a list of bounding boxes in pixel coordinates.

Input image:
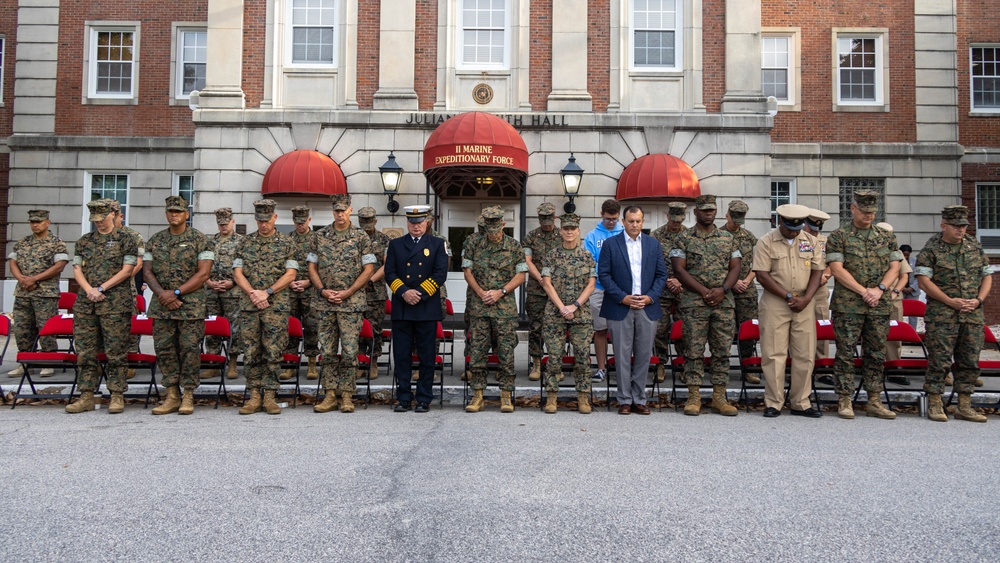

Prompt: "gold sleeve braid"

[390,279,404,294]
[420,278,439,296]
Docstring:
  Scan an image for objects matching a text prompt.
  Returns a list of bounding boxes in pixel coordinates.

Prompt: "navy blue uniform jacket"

[598,232,668,321]
[385,234,449,321]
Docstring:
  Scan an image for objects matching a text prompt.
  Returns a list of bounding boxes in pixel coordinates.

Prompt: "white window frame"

[970,44,1000,114]
[172,26,207,101]
[173,173,196,226]
[83,173,130,231]
[84,24,140,103]
[457,0,511,70]
[976,183,1000,251]
[285,0,339,68]
[770,179,796,229]
[629,0,683,72]
[761,29,800,111]
[832,29,888,111]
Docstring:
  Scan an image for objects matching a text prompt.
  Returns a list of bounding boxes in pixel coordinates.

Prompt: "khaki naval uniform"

[753,229,825,410]
[812,232,831,359]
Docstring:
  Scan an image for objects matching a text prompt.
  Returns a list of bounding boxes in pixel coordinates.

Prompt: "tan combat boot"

[368,360,378,380]
[314,391,339,413]
[200,369,221,379]
[7,364,25,378]
[226,359,239,379]
[65,391,96,414]
[577,392,592,414]
[543,392,557,414]
[126,368,136,380]
[711,385,737,416]
[684,386,701,416]
[461,369,471,382]
[943,373,954,386]
[39,368,55,377]
[500,390,514,413]
[974,378,984,387]
[954,394,987,423]
[465,389,484,413]
[279,368,295,381]
[306,357,319,380]
[655,363,666,383]
[926,393,948,422]
[529,359,542,381]
[152,387,182,415]
[108,392,125,414]
[262,390,282,415]
[239,389,262,415]
[838,395,855,419]
[744,373,761,385]
[340,392,355,413]
[866,395,896,419]
[178,389,195,415]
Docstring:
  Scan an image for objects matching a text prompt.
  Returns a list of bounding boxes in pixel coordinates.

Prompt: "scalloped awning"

[261,150,347,197]
[423,112,528,199]
[616,154,700,201]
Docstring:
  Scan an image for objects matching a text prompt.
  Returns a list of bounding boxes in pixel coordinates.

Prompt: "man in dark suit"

[385,205,449,412]
[598,205,668,415]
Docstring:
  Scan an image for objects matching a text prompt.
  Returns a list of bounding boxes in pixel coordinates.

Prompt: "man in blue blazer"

[385,205,449,412]
[598,205,668,414]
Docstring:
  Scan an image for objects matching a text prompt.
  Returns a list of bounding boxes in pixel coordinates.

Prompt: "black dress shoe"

[818,375,836,386]
[887,375,911,386]
[414,403,430,413]
[394,403,411,412]
[763,407,781,418]
[790,407,823,418]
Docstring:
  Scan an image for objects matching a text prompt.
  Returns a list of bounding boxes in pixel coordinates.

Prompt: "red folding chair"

[666,320,713,411]
[945,325,1000,410]
[98,315,159,407]
[380,299,393,374]
[135,294,147,314]
[57,292,77,312]
[0,316,11,404]
[440,299,456,376]
[879,321,928,409]
[276,317,304,407]
[13,315,78,408]
[901,299,926,340]
[199,316,232,408]
[812,319,864,407]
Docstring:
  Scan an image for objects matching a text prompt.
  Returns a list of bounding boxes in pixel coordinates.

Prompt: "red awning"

[616,154,700,201]
[423,112,528,199]
[261,150,347,197]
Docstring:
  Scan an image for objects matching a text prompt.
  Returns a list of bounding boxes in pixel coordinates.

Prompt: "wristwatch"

[573,300,582,308]
[877,283,887,291]
[722,285,730,293]
[265,287,274,296]
[892,289,900,295]
[97,285,105,293]
[173,289,182,296]
[500,288,507,295]
[785,292,794,301]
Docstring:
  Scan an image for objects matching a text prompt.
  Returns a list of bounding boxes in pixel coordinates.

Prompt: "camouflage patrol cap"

[291,205,311,224]
[853,190,879,213]
[331,194,352,211]
[165,195,188,212]
[215,207,234,225]
[667,202,687,221]
[482,205,505,233]
[27,209,50,222]
[537,202,556,225]
[87,199,112,222]
[942,205,970,226]
[694,194,717,210]
[357,206,377,223]
[107,199,122,213]
[728,200,749,224]
[253,199,277,221]
[558,213,581,228]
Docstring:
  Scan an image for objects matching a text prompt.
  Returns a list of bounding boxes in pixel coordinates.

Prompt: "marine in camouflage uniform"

[204,208,245,377]
[724,200,759,368]
[358,207,391,379]
[539,213,596,414]
[915,205,992,423]
[825,190,902,420]
[7,209,69,377]
[233,199,299,415]
[283,206,320,380]
[670,194,742,417]
[427,216,452,318]
[307,194,376,414]
[142,196,214,415]
[804,209,833,362]
[463,205,528,413]
[522,202,561,381]
[65,200,139,414]
[109,199,144,301]
[651,202,687,379]
[460,218,485,380]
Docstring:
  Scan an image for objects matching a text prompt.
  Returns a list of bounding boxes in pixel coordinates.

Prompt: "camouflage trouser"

[654,298,684,363]
[525,292,548,360]
[13,295,58,352]
[924,322,983,395]
[680,305,734,386]
[315,310,362,394]
[153,318,205,390]
[74,309,130,394]
[735,295,758,362]
[242,307,287,391]
[469,316,518,391]
[206,293,243,357]
[361,298,385,360]
[285,293,319,357]
[831,312,889,396]
[541,321,592,393]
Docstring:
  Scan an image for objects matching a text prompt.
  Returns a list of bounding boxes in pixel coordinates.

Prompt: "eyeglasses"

[601,216,619,224]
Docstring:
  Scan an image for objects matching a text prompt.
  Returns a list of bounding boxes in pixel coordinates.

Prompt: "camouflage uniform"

[462,226,484,367]
[540,242,596,393]
[117,224,145,300]
[728,224,759,360]
[651,220,685,364]
[522,204,561,363]
[73,223,138,394]
[427,226,451,318]
[144,222,214,391]
[915,232,991,395]
[671,226,740,386]
[463,215,528,392]
[8,219,68,353]
[359,209,391,364]
[826,223,903,396]
[309,225,376,395]
[206,224,245,357]
[285,219,320,359]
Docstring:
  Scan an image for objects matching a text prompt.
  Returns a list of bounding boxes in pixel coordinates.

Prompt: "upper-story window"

[176,28,207,98]
[289,0,337,65]
[89,28,137,99]
[85,173,129,231]
[770,180,795,229]
[762,35,790,102]
[835,32,886,108]
[971,45,1000,113]
[631,0,681,70]
[459,0,509,69]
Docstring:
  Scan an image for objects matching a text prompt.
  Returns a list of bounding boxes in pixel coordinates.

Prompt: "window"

[839,178,885,225]
[174,174,195,226]
[290,0,337,65]
[631,0,680,70]
[89,28,137,98]
[762,36,789,101]
[971,46,1000,112]
[976,184,1000,249]
[86,173,129,228]
[177,29,207,98]
[836,34,884,105]
[460,0,508,68]
[770,180,795,229]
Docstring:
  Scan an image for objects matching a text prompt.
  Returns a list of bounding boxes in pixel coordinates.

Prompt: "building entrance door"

[440,202,519,314]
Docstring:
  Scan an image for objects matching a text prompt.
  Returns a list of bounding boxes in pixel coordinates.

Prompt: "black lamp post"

[560,153,584,213]
[379,151,403,213]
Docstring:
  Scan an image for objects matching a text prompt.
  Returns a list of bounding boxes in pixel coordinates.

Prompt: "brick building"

[0,0,997,316]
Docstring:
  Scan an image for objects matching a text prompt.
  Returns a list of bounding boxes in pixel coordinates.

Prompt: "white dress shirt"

[625,233,643,295]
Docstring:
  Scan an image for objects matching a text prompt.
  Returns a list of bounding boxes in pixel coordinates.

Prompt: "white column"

[547,0,592,111]
[12,0,60,134]
[373,0,418,110]
[198,0,246,109]
[913,0,958,143]
[720,0,765,113]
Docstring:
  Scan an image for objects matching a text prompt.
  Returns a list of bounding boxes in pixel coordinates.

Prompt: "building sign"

[405,113,569,128]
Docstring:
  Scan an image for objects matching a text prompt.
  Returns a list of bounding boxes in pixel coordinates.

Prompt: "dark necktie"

[413,237,420,244]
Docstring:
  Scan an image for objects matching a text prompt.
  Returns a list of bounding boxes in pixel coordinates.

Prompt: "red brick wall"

[242,0,265,108]
[762,1,916,143]
[957,1,1000,147]
[55,1,207,136]
[702,0,726,112]
[528,1,552,110]
[356,0,380,109]
[415,0,437,110]
[588,0,610,112]
[1,0,15,137]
